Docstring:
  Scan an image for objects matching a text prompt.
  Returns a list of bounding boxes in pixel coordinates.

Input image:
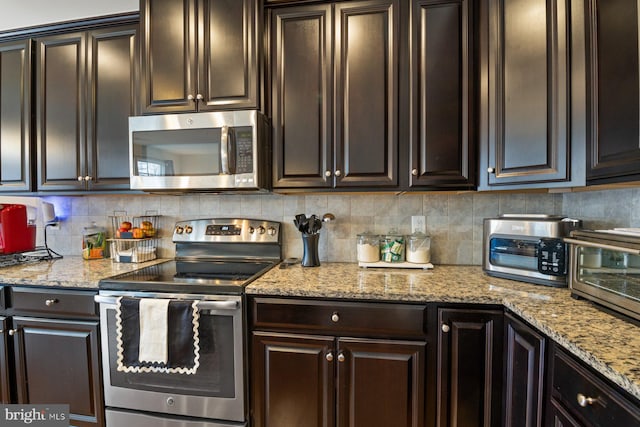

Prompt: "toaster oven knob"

[441,323,450,333]
[185,226,193,234]
[175,226,184,234]
[166,397,175,406]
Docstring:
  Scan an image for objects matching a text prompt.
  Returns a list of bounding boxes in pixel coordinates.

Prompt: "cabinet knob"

[331,312,339,323]
[441,323,450,333]
[576,393,596,407]
[45,298,58,307]
[196,94,204,101]
[8,329,17,336]
[326,352,334,362]
[334,170,342,177]
[187,94,195,101]
[337,353,345,362]
[325,170,332,177]
[85,176,93,181]
[487,167,495,173]
[77,176,84,181]
[411,168,419,176]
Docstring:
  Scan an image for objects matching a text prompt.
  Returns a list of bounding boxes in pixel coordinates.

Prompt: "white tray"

[358,261,434,270]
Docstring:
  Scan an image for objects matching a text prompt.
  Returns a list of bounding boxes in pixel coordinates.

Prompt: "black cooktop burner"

[99,260,276,294]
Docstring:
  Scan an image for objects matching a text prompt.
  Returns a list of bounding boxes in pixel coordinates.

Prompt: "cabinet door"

[0,316,10,403]
[270,4,333,188]
[334,0,399,188]
[410,0,476,189]
[252,332,335,427]
[586,0,640,183]
[35,32,86,191]
[437,308,503,427]
[12,317,103,427]
[0,39,32,192]
[140,0,197,113]
[484,0,572,186]
[198,0,258,110]
[86,25,137,191]
[336,338,426,427]
[503,313,545,427]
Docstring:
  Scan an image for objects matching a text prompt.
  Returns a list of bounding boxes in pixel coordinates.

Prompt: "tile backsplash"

[43,191,568,265]
[42,188,637,265]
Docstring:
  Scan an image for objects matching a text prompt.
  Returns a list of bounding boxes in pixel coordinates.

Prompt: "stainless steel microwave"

[129,110,270,192]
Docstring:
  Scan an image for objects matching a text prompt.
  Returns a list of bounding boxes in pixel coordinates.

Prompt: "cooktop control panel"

[173,218,281,244]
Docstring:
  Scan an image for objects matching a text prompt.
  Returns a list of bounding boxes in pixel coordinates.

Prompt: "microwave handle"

[563,238,640,255]
[220,126,236,175]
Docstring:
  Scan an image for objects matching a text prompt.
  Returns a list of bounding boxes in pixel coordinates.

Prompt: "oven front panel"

[98,292,246,423]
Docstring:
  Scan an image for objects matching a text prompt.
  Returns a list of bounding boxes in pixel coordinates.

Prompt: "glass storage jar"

[381,234,405,263]
[356,233,381,262]
[406,233,431,264]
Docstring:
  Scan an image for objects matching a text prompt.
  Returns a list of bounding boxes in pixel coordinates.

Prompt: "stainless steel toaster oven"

[566,229,640,322]
[483,214,582,287]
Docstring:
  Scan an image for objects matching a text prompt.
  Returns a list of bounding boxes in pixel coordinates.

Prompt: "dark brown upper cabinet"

[0,40,32,193]
[270,0,399,189]
[35,25,137,192]
[139,0,258,114]
[409,0,477,189]
[585,0,640,184]
[478,0,586,190]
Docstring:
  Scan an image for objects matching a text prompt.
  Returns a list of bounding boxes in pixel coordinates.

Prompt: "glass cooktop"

[99,260,276,294]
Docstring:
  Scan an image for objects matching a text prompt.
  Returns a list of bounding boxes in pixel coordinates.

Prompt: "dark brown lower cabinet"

[437,307,504,427]
[503,313,545,427]
[12,317,103,427]
[252,332,426,427]
[0,316,10,404]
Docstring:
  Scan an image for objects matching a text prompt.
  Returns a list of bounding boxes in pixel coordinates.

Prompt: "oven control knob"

[185,226,193,234]
[248,226,255,234]
[166,397,175,406]
[267,227,276,236]
[175,226,184,234]
[257,226,266,235]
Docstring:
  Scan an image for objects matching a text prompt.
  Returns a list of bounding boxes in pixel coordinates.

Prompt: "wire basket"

[108,211,160,263]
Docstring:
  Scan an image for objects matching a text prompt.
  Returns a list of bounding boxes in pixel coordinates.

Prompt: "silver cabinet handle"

[577,393,596,407]
[325,170,332,177]
[487,167,495,173]
[8,329,18,336]
[187,94,195,101]
[441,323,450,333]
[45,298,58,307]
[334,170,342,177]
[331,312,339,322]
[411,168,419,176]
[326,352,334,362]
[337,353,345,362]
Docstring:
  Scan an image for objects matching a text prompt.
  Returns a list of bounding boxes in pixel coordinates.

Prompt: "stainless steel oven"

[96,218,281,427]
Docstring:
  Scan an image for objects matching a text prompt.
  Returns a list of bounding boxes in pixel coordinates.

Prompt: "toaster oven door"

[568,240,640,321]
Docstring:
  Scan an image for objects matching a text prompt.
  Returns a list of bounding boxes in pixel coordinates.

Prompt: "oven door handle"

[93,295,239,310]
[563,238,640,255]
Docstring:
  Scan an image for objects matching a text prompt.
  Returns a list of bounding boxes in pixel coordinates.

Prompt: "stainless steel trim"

[94,294,238,310]
[220,125,230,175]
[563,237,640,255]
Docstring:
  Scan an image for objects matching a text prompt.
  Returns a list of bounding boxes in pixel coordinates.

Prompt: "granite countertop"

[0,256,168,289]
[246,263,640,402]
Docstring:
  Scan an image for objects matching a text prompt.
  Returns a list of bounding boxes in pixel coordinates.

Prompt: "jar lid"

[408,232,430,240]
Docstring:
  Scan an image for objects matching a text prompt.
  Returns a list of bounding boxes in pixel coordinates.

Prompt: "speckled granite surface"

[246,263,640,402]
[0,256,168,289]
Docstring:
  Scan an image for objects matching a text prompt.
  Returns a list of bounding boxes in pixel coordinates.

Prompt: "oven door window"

[105,307,235,397]
[577,246,640,303]
[489,238,539,271]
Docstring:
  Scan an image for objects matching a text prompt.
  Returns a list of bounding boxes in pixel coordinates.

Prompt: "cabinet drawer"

[10,287,97,318]
[550,347,640,426]
[251,298,427,338]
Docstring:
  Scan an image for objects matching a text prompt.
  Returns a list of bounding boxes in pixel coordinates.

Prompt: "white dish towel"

[138,298,170,364]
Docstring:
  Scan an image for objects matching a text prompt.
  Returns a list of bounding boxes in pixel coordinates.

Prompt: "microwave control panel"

[537,238,566,276]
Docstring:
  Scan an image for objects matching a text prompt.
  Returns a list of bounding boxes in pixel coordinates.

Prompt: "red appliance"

[0,204,36,254]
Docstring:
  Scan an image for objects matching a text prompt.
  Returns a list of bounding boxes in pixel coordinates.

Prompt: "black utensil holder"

[301,233,320,267]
